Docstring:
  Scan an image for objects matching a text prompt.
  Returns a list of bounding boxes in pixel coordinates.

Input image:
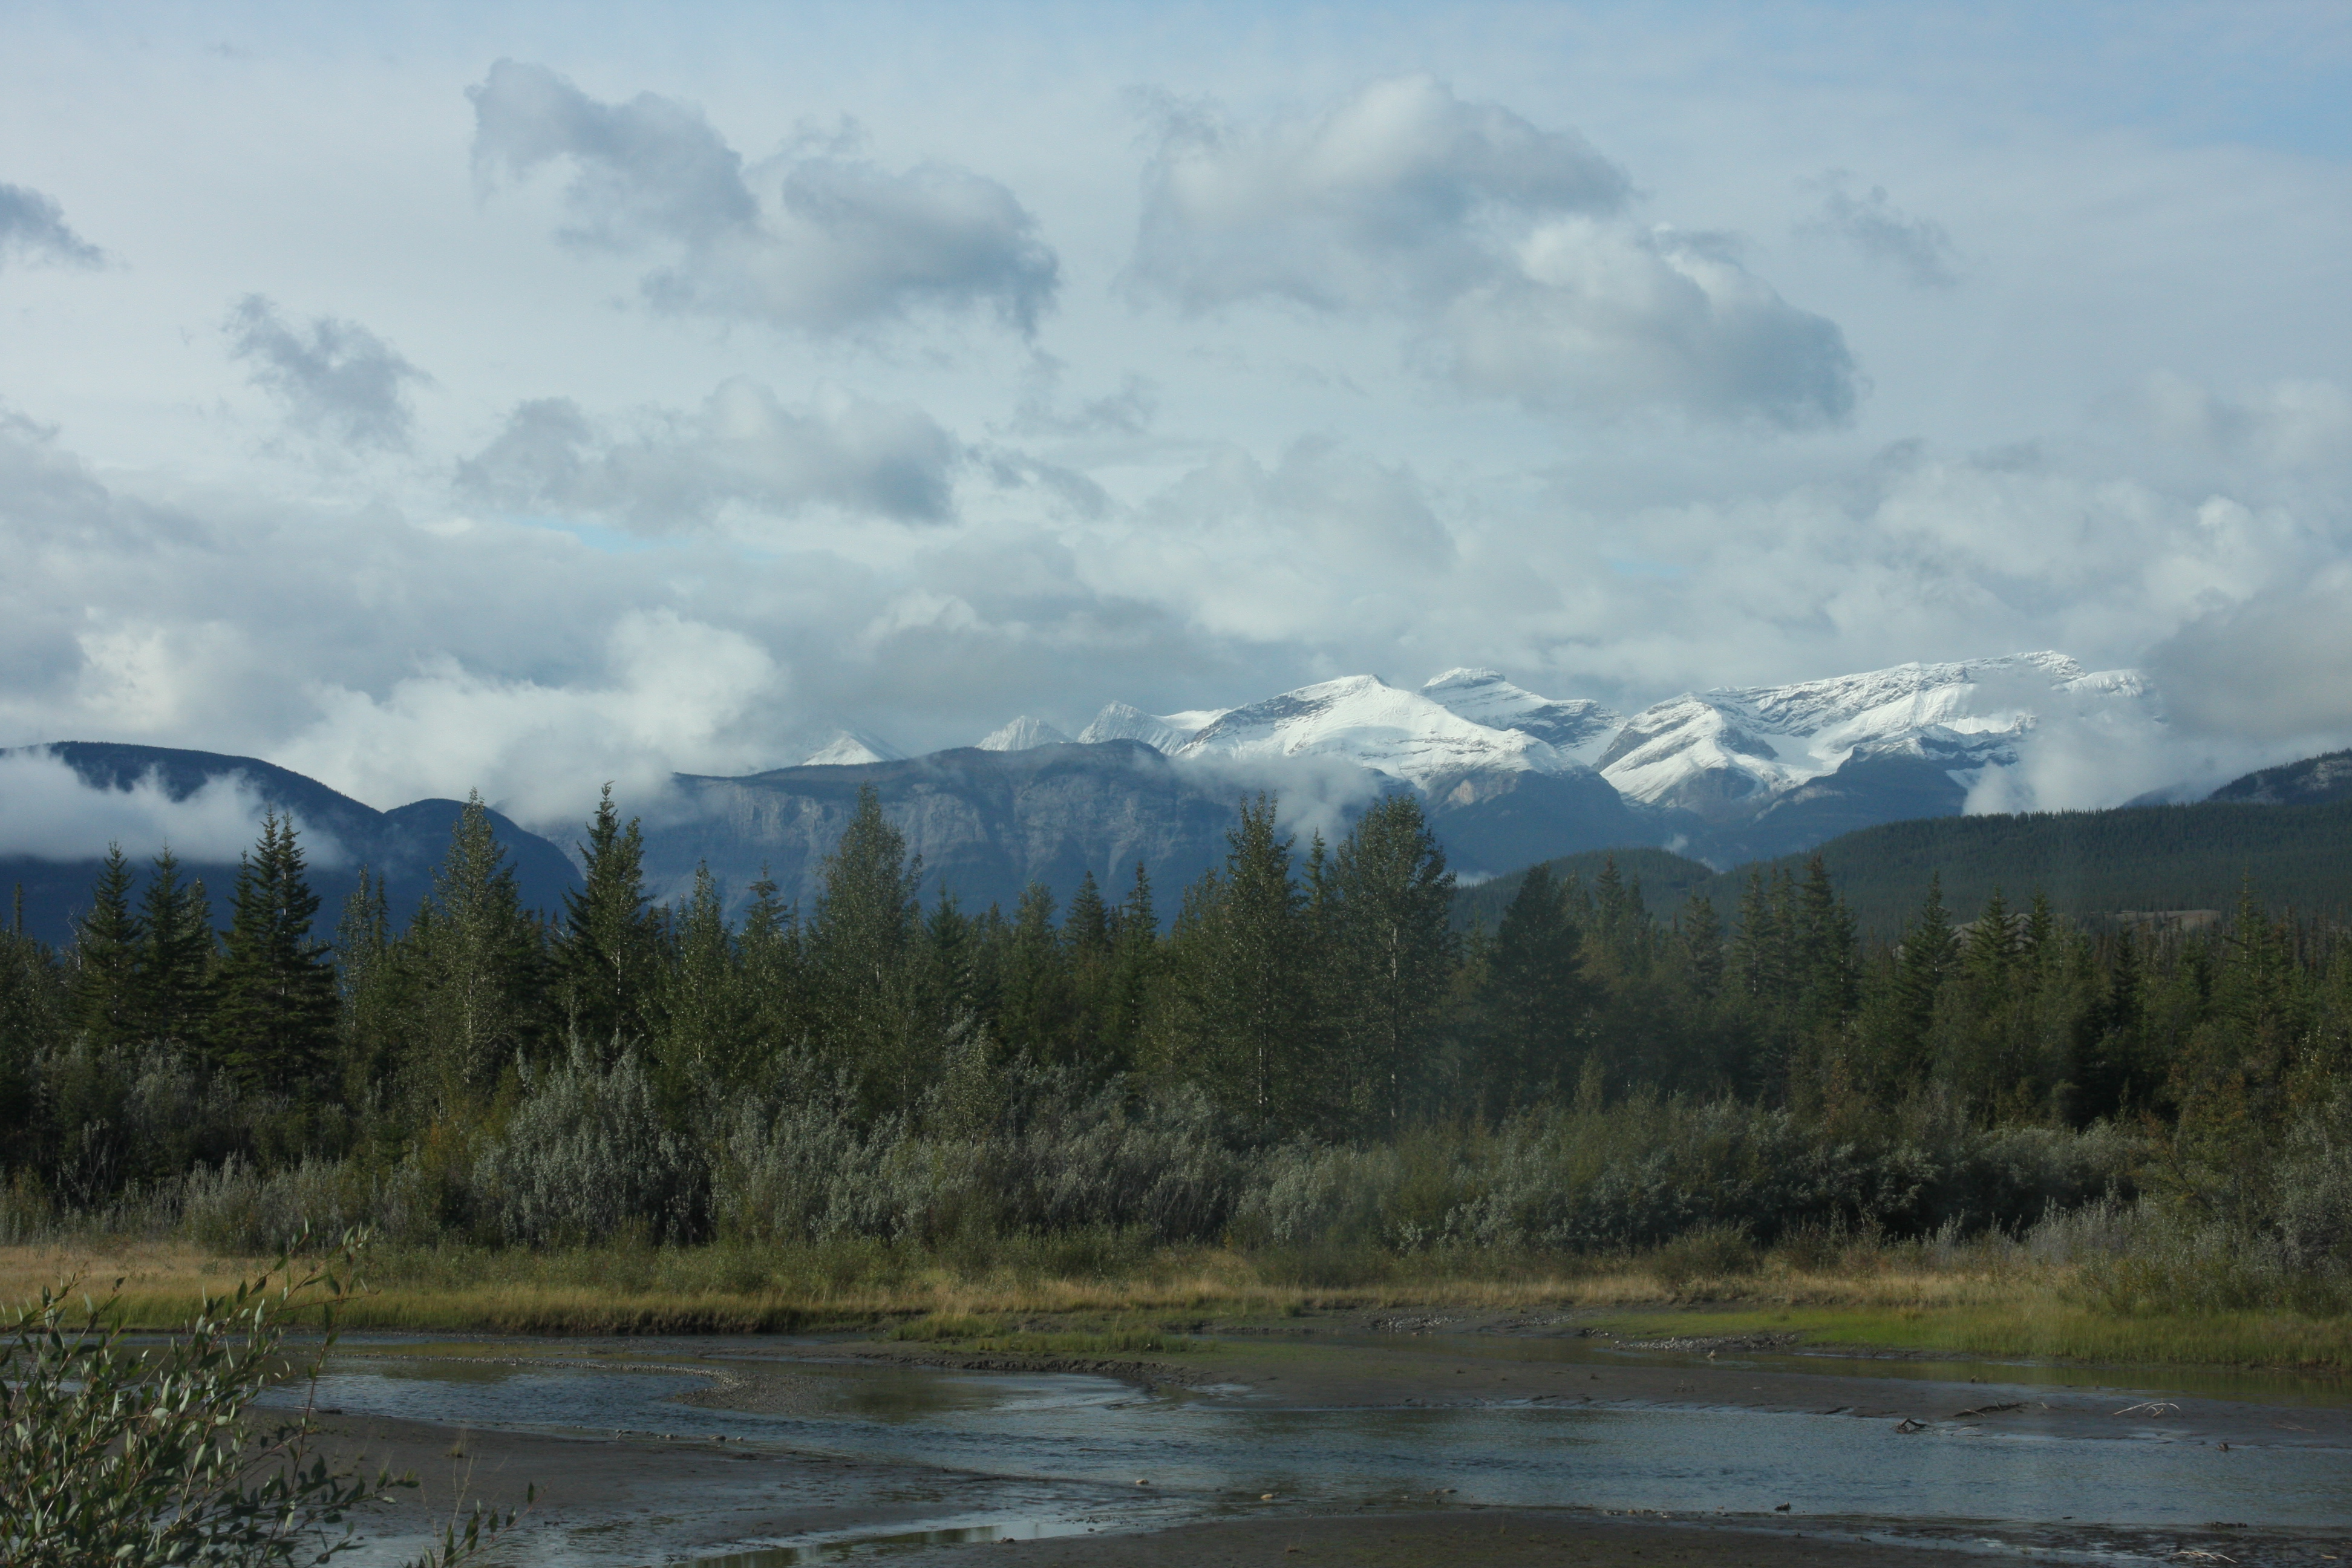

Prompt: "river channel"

[275,1331,2352,1566]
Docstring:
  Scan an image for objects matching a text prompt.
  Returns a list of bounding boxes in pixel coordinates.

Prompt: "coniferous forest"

[3,784,2349,1316]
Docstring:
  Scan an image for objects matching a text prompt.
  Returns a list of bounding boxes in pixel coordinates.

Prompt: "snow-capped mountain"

[1077,702,1227,751]
[1597,653,2147,820]
[799,729,906,767]
[1072,650,2159,864]
[976,716,1072,751]
[1172,674,1579,789]
[1419,668,1621,766]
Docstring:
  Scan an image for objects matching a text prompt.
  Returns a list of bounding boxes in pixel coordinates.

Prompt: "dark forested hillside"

[1463,798,2352,936]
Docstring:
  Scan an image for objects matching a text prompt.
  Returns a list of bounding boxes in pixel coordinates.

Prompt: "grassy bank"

[8,1234,2348,1374]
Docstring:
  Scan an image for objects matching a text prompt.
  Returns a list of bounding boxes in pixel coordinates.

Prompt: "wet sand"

[307,1411,1033,1558]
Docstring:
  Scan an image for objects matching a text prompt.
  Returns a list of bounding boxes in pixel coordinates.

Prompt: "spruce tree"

[209,813,338,1096]
[134,849,213,1050]
[655,863,743,1090]
[1481,864,1590,1110]
[555,785,659,1059]
[410,792,543,1114]
[808,786,929,1113]
[1325,794,1456,1130]
[1888,873,1956,1085]
[73,844,142,1050]
[332,867,403,1117]
[1168,796,1315,1126]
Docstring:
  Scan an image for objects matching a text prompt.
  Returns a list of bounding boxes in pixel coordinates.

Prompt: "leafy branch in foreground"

[0,1230,526,1568]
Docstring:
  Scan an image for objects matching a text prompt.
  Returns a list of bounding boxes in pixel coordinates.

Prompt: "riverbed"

[279,1318,2352,1566]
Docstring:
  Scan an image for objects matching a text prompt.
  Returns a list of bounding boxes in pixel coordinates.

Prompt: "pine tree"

[210,813,338,1096]
[73,844,142,1050]
[134,849,213,1049]
[555,785,660,1059]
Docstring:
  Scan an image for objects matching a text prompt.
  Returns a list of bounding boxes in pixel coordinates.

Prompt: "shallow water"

[273,1336,2352,1564]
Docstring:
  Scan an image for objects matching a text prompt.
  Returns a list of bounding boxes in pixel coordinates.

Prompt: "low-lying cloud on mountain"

[0,750,320,864]
[0,8,2344,834]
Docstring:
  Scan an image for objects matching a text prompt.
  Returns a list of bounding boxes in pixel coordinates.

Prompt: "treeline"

[1,786,2348,1279]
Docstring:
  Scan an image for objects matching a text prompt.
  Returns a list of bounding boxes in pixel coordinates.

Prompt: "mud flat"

[292,1313,2352,1567]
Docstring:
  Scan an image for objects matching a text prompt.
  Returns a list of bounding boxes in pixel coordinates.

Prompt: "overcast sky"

[2,1,2347,826]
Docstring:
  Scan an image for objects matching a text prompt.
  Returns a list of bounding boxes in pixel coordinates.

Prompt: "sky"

[1,1,2347,830]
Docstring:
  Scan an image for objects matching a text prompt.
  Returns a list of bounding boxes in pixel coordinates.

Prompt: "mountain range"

[1,651,2308,938]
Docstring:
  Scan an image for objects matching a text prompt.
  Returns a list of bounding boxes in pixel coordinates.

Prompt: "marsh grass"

[8,1219,2345,1372]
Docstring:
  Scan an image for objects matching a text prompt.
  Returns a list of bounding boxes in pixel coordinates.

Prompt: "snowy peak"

[1597,652,2139,817]
[976,715,1072,752]
[1077,702,1223,752]
[1420,668,1621,764]
[799,729,906,767]
[1174,673,1569,789]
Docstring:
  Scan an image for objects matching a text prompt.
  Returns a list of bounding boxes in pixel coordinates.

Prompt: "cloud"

[1125,76,1855,428]
[0,182,103,269]
[278,609,786,828]
[225,296,428,450]
[457,379,962,529]
[1442,223,1858,426]
[1127,74,1629,313]
[1802,175,1959,289]
[1093,436,1458,645]
[468,60,1058,336]
[0,748,334,863]
[2145,563,2352,745]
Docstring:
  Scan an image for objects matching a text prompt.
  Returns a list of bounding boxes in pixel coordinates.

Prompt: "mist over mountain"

[0,743,578,945]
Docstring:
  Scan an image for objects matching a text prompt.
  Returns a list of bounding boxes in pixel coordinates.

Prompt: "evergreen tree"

[1881,873,1956,1085]
[555,785,660,1058]
[1161,796,1315,1126]
[134,849,212,1049]
[996,883,1074,1063]
[410,792,543,1114]
[73,845,142,1050]
[1480,863,1591,1111]
[654,864,744,1091]
[209,813,338,1096]
[1323,794,1456,1129]
[1679,892,1725,1004]
[737,867,811,1067]
[808,786,930,1112]
[332,867,403,1117]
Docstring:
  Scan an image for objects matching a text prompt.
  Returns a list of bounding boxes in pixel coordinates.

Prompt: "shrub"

[0,1235,520,1567]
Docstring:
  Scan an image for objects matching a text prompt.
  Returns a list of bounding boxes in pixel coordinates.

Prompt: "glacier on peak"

[976,716,1073,752]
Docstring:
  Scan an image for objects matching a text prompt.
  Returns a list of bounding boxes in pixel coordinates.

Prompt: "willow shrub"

[0,1235,522,1568]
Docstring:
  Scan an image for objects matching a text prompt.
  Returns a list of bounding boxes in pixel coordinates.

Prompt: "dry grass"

[5,1241,2344,1373]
